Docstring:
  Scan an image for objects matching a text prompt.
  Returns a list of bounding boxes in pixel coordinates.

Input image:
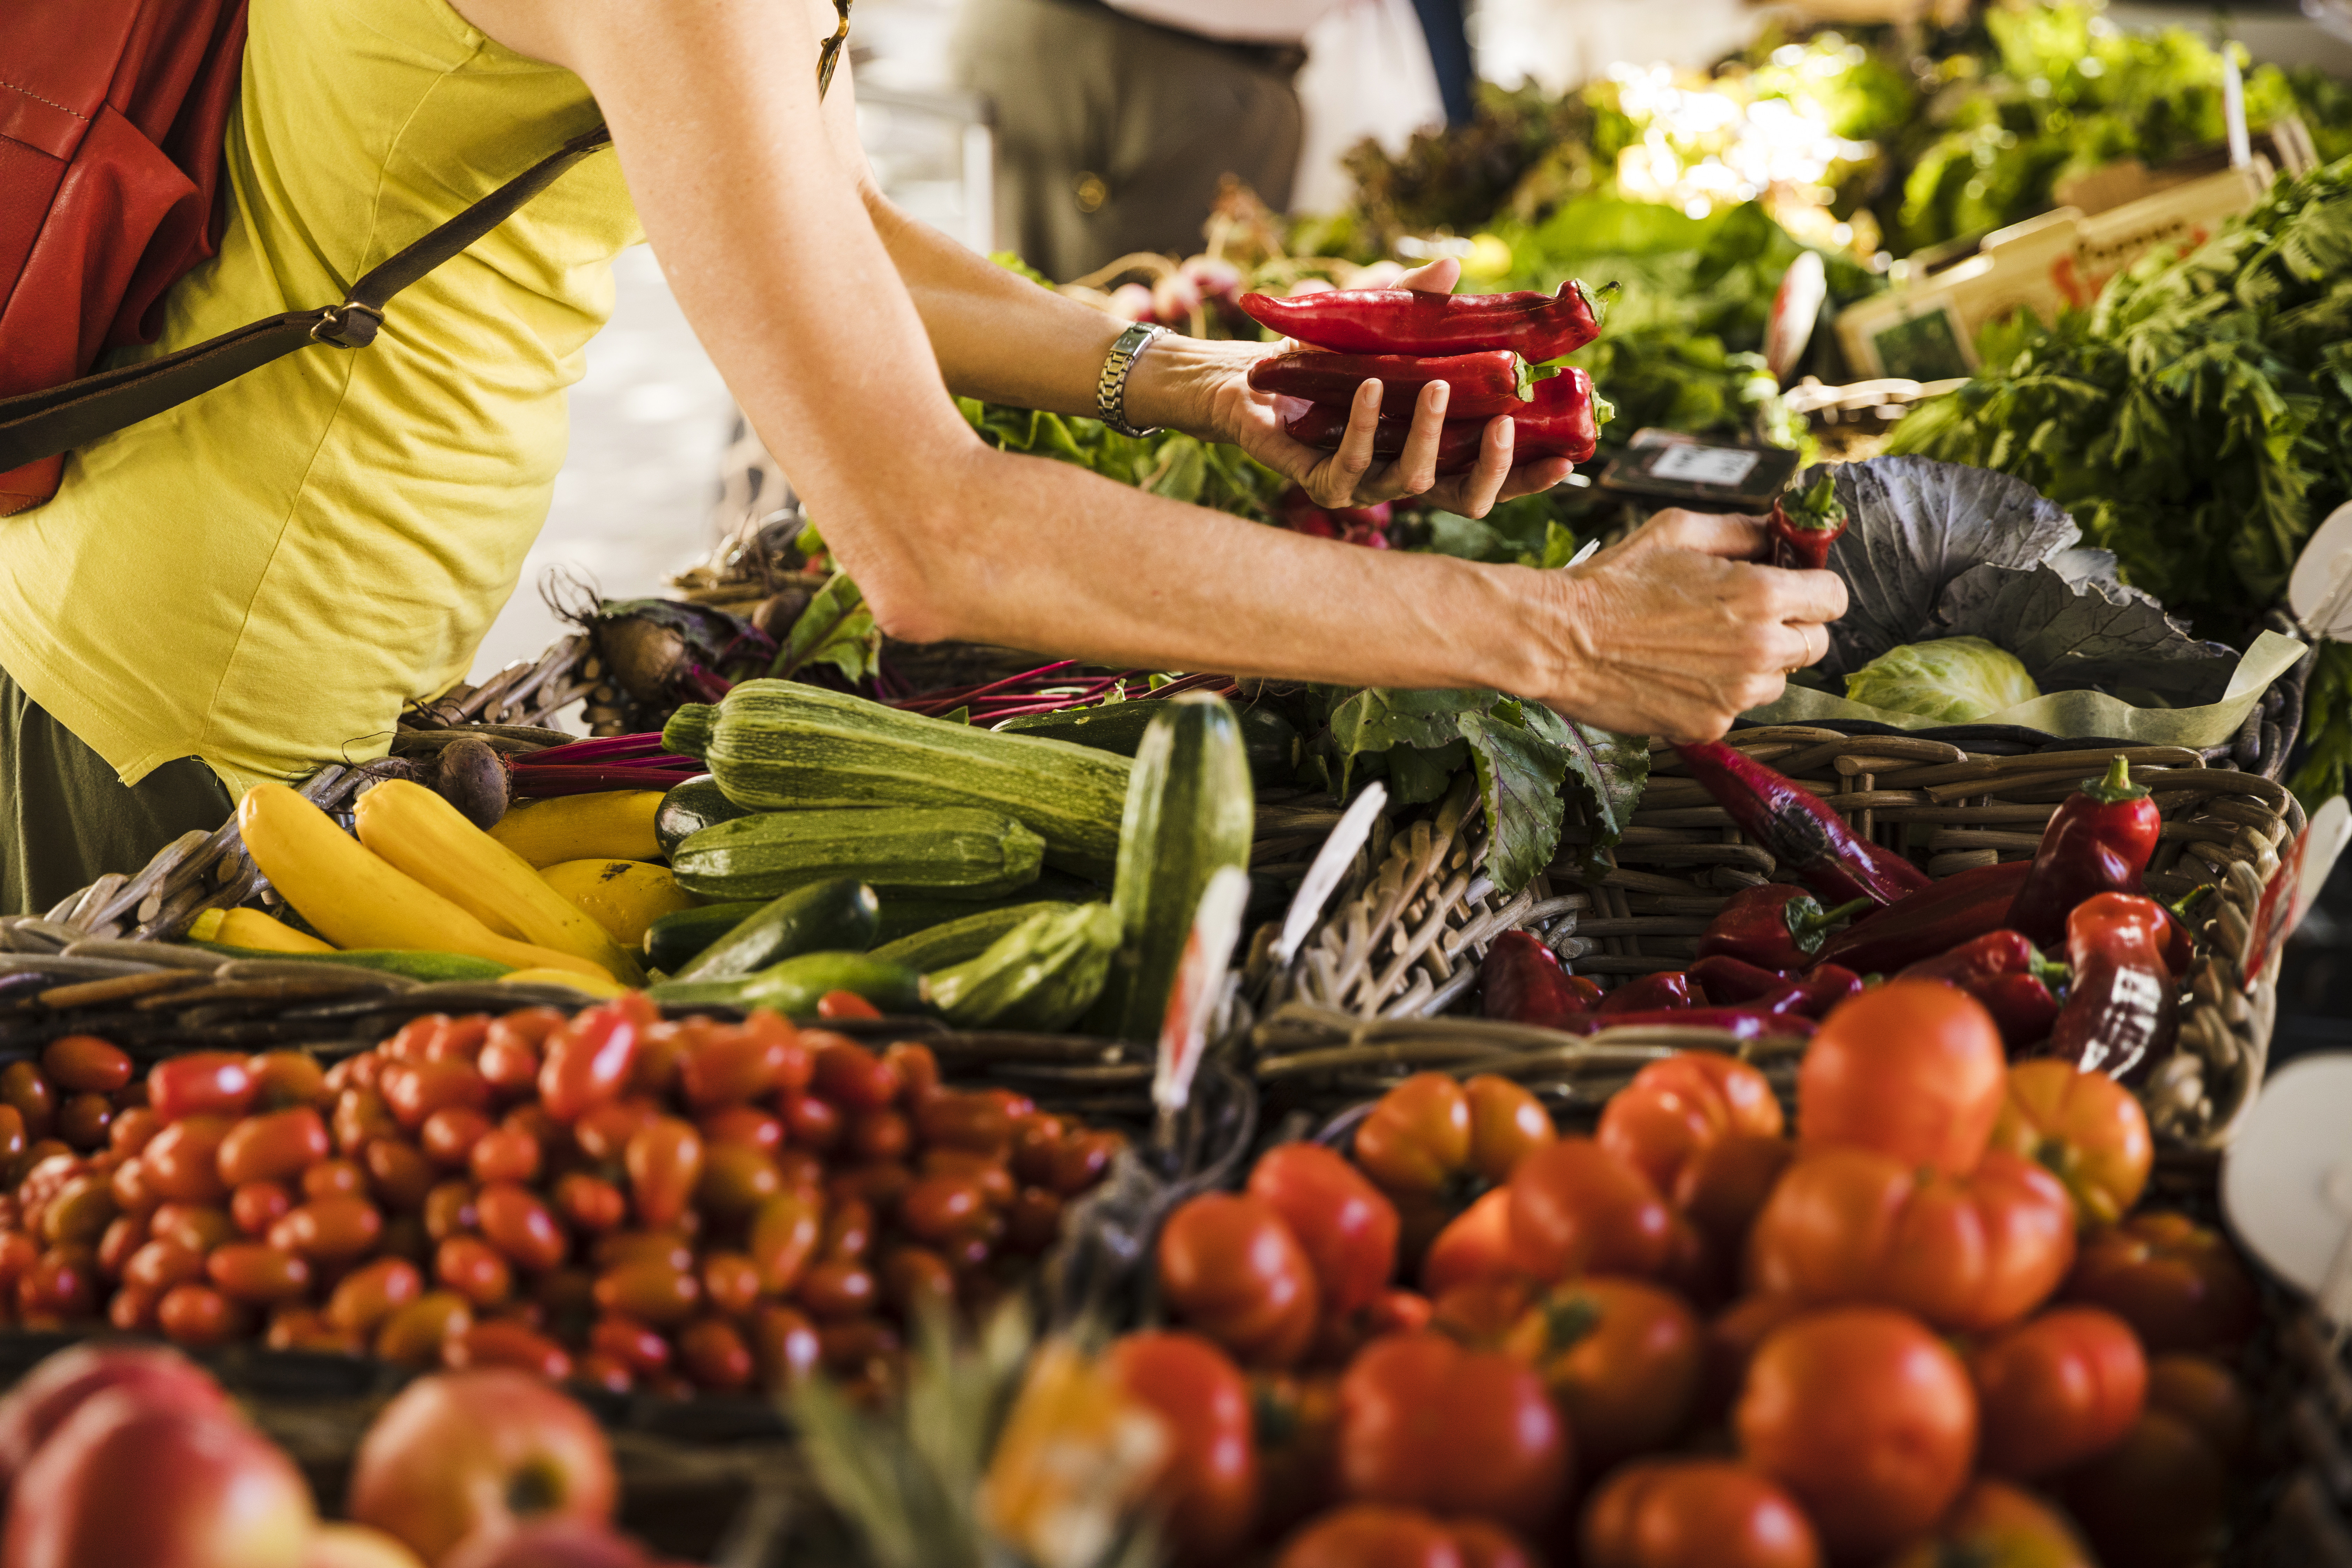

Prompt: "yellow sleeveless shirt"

[0,0,641,798]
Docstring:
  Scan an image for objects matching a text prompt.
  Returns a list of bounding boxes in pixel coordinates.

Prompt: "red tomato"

[1747,1147,2076,1333]
[327,1258,425,1335]
[1700,1295,1807,1422]
[301,1158,365,1200]
[1986,1060,2152,1227]
[206,1242,312,1304]
[42,1037,134,1096]
[2145,1353,2252,1463]
[750,1190,825,1296]
[1882,1478,2093,1568]
[435,1236,514,1306]
[213,1106,330,1190]
[1734,1306,1976,1561]
[364,1140,437,1211]
[554,1174,628,1236]
[1971,1305,2146,1478]
[477,1183,570,1273]
[810,1036,901,1112]
[2056,1410,2226,1568]
[537,1000,649,1122]
[815,990,882,1021]
[1430,1279,1535,1350]
[148,1053,258,1123]
[444,1322,574,1381]
[1580,1459,1821,1568]
[1351,1076,1470,1197]
[1106,1331,1259,1562]
[1597,1054,1783,1195]
[624,1118,704,1231]
[1506,1137,1672,1284]
[1421,1188,1517,1298]
[1798,981,2006,1178]
[1158,1194,1320,1368]
[1335,1331,1570,1533]
[899,1175,992,1245]
[269,1195,384,1265]
[1247,1143,1400,1317]
[680,1022,807,1110]
[1504,1276,1701,1468]
[468,1127,541,1186]
[156,1282,243,1347]
[1462,1076,1556,1184]
[141,1116,234,1203]
[1275,1505,1463,1568]
[1671,1133,1793,1263]
[2062,1212,2257,1354]
[380,1059,491,1131]
[229,1181,292,1237]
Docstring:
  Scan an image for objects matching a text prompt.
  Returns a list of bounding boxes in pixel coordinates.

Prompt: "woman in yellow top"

[0,0,1846,917]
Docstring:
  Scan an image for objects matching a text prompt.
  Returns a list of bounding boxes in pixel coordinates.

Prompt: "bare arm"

[443,0,1844,738]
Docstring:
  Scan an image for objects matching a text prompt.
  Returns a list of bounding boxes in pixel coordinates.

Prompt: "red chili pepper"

[1698,883,1872,970]
[1246,349,1538,419]
[1896,929,2068,1051]
[1813,860,2031,976]
[1766,474,1848,571]
[1790,963,1863,1018]
[1278,367,1607,475]
[1277,486,1393,548]
[1557,1007,1816,1041]
[1597,972,1706,1014]
[1240,279,1606,360]
[2012,755,2163,948]
[1479,932,1603,1026]
[2049,892,2177,1082]
[1688,955,1792,1005]
[1676,742,1932,909]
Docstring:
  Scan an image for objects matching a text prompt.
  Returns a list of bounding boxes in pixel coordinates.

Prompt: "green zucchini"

[649,951,926,1016]
[874,901,1073,971]
[655,775,753,855]
[929,903,1122,1031]
[999,700,1299,782]
[642,901,767,973]
[1090,693,1255,1041]
[869,870,1101,946]
[189,946,512,982]
[672,808,1043,904]
[689,680,1130,880]
[676,878,879,982]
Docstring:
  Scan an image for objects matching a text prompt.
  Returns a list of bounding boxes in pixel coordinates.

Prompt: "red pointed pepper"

[1247,349,1538,419]
[2049,892,2177,1082]
[2012,755,2163,948]
[1813,859,2031,976]
[1597,971,1706,1014]
[1559,1007,1815,1040]
[1676,741,1931,909]
[1790,963,1864,1018]
[1278,367,1607,475]
[1240,279,1606,360]
[1479,931,1602,1026]
[1698,883,1872,970]
[1688,955,1793,1005]
[1766,474,1848,570]
[1897,929,2068,1051]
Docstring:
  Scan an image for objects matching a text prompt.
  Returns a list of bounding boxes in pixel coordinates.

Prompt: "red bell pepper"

[1676,741,1932,909]
[1240,279,1606,361]
[1897,929,2068,1051]
[1278,367,1606,475]
[2049,892,2178,1082]
[1766,474,1848,570]
[1698,883,1872,970]
[1559,1007,1816,1041]
[1479,931,1602,1026]
[1813,859,2031,976]
[1246,349,1538,419]
[2012,755,2163,948]
[1597,971,1706,1014]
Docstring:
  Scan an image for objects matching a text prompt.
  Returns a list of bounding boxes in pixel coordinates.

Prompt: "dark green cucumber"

[1090,693,1255,1041]
[868,870,1102,947]
[675,878,880,982]
[642,901,767,973]
[649,951,925,1016]
[997,700,1299,782]
[656,775,753,856]
[873,901,1074,971]
[189,945,512,982]
[671,807,1044,903]
[929,904,1122,1031]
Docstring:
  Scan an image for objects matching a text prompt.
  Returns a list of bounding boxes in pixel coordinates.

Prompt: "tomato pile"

[1103,980,2262,1568]
[0,995,1121,1398]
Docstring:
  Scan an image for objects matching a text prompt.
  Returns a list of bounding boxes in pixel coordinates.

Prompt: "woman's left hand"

[1125,257,1577,518]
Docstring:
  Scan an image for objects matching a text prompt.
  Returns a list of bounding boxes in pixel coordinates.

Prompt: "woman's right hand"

[1538,509,1848,742]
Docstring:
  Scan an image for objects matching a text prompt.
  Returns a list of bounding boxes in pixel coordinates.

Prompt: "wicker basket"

[1241,734,2300,1153]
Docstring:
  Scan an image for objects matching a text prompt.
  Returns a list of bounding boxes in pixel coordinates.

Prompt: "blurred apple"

[348,1371,616,1564]
[0,1343,229,1502]
[303,1523,425,1568]
[440,1518,651,1568]
[0,1389,314,1568]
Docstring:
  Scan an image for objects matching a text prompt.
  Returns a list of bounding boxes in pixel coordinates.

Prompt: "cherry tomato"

[1506,1137,1673,1284]
[123,1237,205,1293]
[700,1106,785,1156]
[106,1107,156,1161]
[590,1315,672,1374]
[625,1118,704,1230]
[913,1091,1011,1156]
[436,1236,513,1305]
[270,1195,385,1265]
[779,1091,842,1151]
[795,1260,877,1320]
[1158,1193,1320,1368]
[681,1022,807,1108]
[382,1015,445,1061]
[2062,1211,2258,1354]
[1797,981,2005,1178]
[900,1175,992,1246]
[1004,1186,1063,1254]
[595,1230,695,1273]
[1971,1305,2146,1478]
[2057,1410,2226,1568]
[2146,1353,2252,1463]
[302,1158,365,1200]
[696,1142,784,1220]
[1274,1504,1463,1568]
[1881,1478,2092,1568]
[1506,1276,1701,1468]
[418,1015,492,1063]
[879,1246,955,1319]
[813,989,882,1021]
[356,1139,433,1211]
[538,998,651,1122]
[446,1321,573,1379]
[1043,1130,1124,1197]
[848,1109,911,1163]
[811,1036,900,1112]
[423,1181,481,1245]
[923,1147,1016,1205]
[477,1182,569,1273]
[1986,1060,2152,1227]
[1247,1142,1400,1317]
[247,1050,331,1111]
[1598,1053,1784,1195]
[53,1094,112,1152]
[751,1303,823,1393]
[96,1213,146,1277]
[594,1260,701,1325]
[1352,1074,1470,1196]
[149,1201,234,1253]
[678,1317,755,1391]
[555,1172,627,1234]
[148,1052,257,1123]
[0,1063,56,1142]
[327,1257,425,1335]
[821,1196,876,1260]
[41,1174,116,1247]
[464,1126,538,1186]
[374,1291,473,1365]
[477,1034,541,1096]
[156,1282,242,1347]
[1335,1331,1570,1532]
[206,1241,310,1303]
[216,1106,330,1188]
[230,1180,293,1237]
[750,1190,825,1295]
[1734,1306,1975,1560]
[42,1036,133,1095]
[817,1316,899,1377]
[1670,1133,1792,1263]
[1748,1147,2076,1333]
[1106,1331,1259,1562]
[1580,1458,1822,1568]
[701,1251,762,1318]
[332,1087,398,1155]
[108,1284,160,1334]
[881,1042,939,1102]
[141,1115,234,1203]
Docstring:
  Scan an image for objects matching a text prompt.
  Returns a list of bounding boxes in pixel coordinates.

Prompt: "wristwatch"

[1097,322,1169,438]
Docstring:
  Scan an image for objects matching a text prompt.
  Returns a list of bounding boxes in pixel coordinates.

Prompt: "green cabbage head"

[1843,637,2041,723]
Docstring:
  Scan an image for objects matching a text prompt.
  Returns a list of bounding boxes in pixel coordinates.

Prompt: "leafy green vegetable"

[773,570,879,684]
[957,399,1283,521]
[1844,637,2041,723]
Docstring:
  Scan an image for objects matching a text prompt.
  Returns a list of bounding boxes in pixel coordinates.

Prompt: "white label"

[1650,444,1760,486]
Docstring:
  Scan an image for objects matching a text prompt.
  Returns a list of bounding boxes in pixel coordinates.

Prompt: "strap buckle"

[311,303,385,349]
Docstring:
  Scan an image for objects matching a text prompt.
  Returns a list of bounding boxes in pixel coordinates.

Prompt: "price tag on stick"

[1153,866,1253,1127]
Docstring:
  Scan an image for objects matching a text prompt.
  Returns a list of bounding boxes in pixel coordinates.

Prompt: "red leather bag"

[0,0,247,514]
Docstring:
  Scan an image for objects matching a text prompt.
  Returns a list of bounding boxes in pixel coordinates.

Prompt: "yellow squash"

[187,907,336,953]
[352,780,645,984]
[538,858,697,948]
[237,783,608,980]
[499,967,628,999]
[489,791,666,867]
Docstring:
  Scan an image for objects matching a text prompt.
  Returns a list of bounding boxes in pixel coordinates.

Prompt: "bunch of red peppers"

[1477,748,2191,1079]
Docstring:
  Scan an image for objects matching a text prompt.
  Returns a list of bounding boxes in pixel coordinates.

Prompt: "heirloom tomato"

[1987,1060,2152,1226]
[1881,1478,2092,1568]
[1670,1133,1792,1262]
[2062,1211,2257,1353]
[1421,1188,1516,1297]
[2057,1410,2227,1568]
[1798,981,2005,1177]
[1247,1143,1399,1317]
[1970,1305,2145,1478]
[1580,1459,1821,1568]
[1335,1331,1570,1533]
[1158,1194,1319,1367]
[1597,1054,1783,1195]
[1105,1332,1258,1563]
[1250,1369,1340,1536]
[1506,1137,1672,1284]
[1503,1276,1700,1468]
[2145,1353,2252,1462]
[1275,1505,1463,1568]
[1351,1076,1469,1197]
